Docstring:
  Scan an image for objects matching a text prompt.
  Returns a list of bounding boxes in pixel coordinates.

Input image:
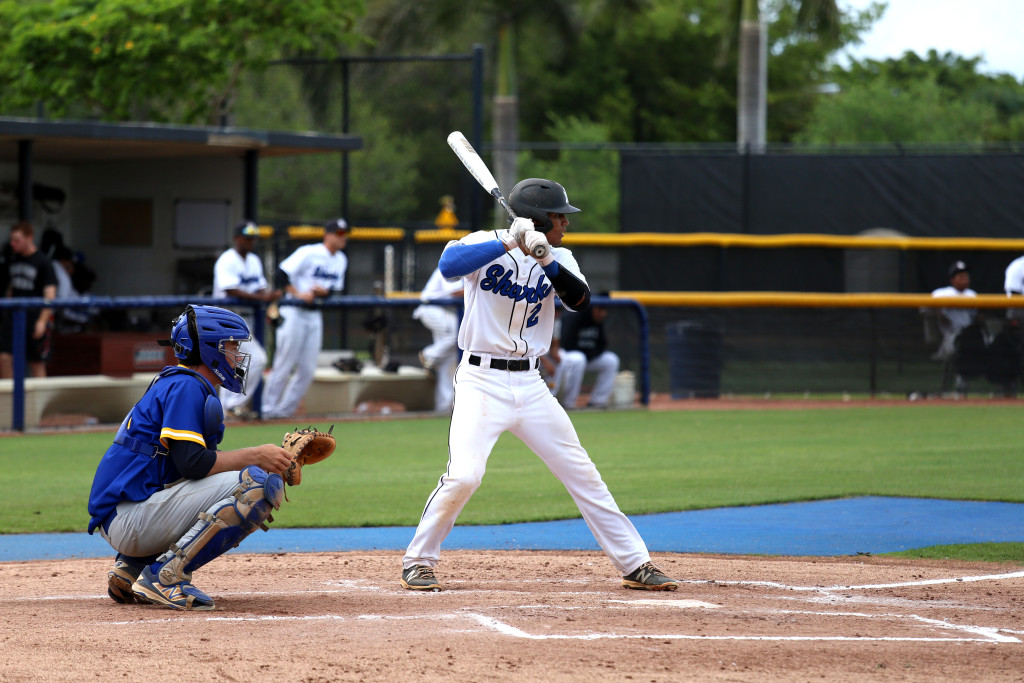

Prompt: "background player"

[556,301,620,409]
[413,265,464,412]
[0,221,57,378]
[87,304,292,610]
[213,221,281,420]
[262,218,349,420]
[401,178,678,592]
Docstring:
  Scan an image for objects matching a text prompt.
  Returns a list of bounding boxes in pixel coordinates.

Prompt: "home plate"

[610,599,719,609]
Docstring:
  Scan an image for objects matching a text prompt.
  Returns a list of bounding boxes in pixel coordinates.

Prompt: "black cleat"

[621,562,679,591]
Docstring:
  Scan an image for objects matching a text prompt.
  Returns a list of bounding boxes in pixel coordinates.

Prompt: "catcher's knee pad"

[159,466,284,581]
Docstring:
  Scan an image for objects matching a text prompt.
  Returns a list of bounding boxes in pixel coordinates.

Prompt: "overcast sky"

[838,0,1024,80]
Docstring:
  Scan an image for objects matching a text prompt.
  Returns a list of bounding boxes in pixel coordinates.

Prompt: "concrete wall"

[71,157,245,296]
[1,157,244,296]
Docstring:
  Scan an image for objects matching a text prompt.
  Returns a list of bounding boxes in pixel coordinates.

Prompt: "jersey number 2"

[526,303,542,328]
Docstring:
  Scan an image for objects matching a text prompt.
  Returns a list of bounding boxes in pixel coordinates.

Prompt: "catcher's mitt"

[281,425,336,486]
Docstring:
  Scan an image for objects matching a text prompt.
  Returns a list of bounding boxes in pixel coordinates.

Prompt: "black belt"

[468,355,534,371]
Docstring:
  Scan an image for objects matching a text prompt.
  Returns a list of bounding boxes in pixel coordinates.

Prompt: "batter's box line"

[463,612,1021,644]
[688,569,1024,592]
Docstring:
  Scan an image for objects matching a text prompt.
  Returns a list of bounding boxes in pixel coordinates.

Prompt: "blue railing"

[0,295,650,430]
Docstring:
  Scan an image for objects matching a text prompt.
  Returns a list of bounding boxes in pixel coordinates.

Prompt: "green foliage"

[518,116,619,231]
[0,0,365,123]
[235,66,422,222]
[801,50,1024,144]
[4,405,1024,537]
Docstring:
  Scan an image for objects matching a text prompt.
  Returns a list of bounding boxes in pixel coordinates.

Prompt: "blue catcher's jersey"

[87,366,224,534]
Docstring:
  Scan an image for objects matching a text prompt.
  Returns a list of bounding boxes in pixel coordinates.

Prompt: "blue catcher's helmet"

[168,305,252,394]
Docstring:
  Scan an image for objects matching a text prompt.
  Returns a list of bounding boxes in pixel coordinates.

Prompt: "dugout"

[0,117,362,298]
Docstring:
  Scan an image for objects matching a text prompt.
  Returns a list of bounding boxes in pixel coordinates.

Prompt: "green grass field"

[6,404,1024,550]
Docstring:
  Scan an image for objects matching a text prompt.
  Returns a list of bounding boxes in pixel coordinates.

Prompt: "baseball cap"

[949,260,969,277]
[325,218,349,233]
[234,221,260,238]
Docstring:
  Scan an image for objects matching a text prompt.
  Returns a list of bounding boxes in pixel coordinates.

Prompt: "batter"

[401,178,678,592]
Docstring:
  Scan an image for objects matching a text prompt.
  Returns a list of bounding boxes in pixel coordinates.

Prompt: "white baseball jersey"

[930,285,977,331]
[1005,255,1024,295]
[420,266,464,302]
[213,249,268,298]
[452,230,587,359]
[278,243,347,296]
[212,248,270,412]
[262,243,346,419]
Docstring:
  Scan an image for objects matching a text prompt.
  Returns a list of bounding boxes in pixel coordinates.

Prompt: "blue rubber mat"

[2,496,1022,562]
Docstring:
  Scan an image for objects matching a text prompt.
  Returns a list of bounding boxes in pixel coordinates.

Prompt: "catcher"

[87,304,336,611]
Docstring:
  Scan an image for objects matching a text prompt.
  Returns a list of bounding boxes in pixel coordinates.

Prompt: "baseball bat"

[446,131,549,259]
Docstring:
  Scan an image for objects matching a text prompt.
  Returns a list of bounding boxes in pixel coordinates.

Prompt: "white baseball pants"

[555,350,620,409]
[403,359,650,575]
[263,306,322,418]
[414,304,460,411]
[220,338,267,412]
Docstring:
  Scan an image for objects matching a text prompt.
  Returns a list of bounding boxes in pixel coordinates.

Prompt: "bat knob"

[532,243,549,259]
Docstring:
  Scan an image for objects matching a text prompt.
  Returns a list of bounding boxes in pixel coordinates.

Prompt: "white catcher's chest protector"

[452,231,587,359]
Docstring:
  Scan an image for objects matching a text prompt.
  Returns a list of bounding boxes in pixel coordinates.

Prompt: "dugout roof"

[0,117,362,163]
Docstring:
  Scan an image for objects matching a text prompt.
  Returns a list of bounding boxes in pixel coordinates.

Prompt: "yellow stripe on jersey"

[159,428,207,449]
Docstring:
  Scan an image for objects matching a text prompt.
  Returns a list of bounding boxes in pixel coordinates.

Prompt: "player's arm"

[34,283,57,337]
[542,261,590,312]
[439,239,506,279]
[167,439,291,478]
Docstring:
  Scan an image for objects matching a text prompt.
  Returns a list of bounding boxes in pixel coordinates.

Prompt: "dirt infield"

[2,550,1022,681]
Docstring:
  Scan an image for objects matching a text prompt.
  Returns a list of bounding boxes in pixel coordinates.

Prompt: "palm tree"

[731,0,841,151]
[360,0,583,215]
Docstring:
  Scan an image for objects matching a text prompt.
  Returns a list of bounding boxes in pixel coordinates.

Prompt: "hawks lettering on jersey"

[480,266,552,307]
[451,231,587,358]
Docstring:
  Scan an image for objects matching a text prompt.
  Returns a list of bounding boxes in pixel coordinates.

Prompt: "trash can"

[666,321,722,398]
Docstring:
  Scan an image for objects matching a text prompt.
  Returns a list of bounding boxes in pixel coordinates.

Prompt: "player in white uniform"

[1004,253,1024,322]
[262,219,348,419]
[401,178,678,592]
[928,260,978,361]
[213,221,280,419]
[413,266,464,412]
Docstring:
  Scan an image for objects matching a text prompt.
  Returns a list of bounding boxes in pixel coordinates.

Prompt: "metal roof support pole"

[244,149,259,221]
[18,139,32,221]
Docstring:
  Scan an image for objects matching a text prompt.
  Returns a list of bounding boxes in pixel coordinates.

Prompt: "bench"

[0,367,435,430]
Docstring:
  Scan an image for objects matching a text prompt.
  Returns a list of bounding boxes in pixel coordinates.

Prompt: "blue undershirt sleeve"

[439,241,507,278]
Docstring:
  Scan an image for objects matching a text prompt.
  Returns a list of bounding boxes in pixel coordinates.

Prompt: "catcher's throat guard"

[152,466,283,585]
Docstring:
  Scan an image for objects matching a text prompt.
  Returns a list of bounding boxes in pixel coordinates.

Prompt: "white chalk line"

[91,607,1019,644]
[10,570,1023,644]
[16,567,1022,603]
[691,569,1024,592]
[462,612,1010,643]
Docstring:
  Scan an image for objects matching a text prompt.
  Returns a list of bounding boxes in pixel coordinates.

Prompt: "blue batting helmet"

[168,305,252,394]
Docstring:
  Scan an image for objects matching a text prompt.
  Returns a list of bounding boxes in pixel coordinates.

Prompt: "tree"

[722,0,853,150]
[518,116,619,231]
[798,50,1024,144]
[0,0,365,124]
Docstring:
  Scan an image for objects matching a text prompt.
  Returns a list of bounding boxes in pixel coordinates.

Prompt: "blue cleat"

[132,560,215,611]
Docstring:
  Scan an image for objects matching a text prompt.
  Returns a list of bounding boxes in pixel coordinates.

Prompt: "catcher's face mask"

[217,340,251,395]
